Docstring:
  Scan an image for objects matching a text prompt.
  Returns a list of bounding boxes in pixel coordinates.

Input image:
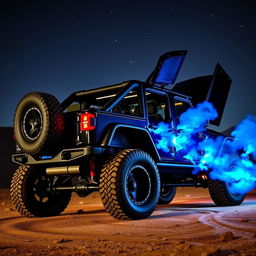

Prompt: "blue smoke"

[151,101,256,194]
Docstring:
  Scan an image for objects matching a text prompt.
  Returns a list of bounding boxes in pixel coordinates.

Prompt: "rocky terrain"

[0,188,255,256]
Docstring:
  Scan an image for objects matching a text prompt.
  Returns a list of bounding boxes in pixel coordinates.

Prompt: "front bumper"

[12,146,107,165]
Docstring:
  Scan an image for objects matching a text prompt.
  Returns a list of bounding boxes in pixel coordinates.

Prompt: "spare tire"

[14,92,64,156]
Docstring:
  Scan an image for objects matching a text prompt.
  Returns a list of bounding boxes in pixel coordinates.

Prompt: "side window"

[111,88,143,117]
[174,98,191,120]
[146,91,171,125]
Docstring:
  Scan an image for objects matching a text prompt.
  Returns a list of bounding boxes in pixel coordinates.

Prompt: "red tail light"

[80,113,96,131]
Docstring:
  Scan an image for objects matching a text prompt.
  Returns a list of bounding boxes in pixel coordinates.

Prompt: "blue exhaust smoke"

[151,101,256,194]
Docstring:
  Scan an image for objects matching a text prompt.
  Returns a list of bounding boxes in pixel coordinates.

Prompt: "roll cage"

[61,80,192,127]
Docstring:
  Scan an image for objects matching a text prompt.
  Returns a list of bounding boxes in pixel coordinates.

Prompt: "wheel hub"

[126,165,151,206]
[33,175,51,203]
[22,107,43,141]
[130,178,137,191]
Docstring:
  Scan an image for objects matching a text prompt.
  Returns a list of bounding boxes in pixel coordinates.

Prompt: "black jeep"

[10,51,245,220]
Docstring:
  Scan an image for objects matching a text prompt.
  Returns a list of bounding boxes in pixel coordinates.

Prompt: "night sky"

[1,1,255,132]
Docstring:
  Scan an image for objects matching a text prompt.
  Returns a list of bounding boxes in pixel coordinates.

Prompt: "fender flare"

[100,124,160,161]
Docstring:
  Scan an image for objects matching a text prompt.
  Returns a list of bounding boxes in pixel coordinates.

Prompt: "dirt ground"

[0,188,255,256]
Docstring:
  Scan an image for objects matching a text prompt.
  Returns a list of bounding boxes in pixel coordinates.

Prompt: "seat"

[147,101,163,124]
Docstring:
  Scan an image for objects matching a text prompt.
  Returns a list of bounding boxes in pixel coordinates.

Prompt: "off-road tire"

[158,186,176,205]
[99,149,160,220]
[10,165,71,217]
[208,179,245,206]
[14,92,64,156]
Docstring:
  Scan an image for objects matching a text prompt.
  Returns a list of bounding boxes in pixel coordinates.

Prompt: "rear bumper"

[12,146,107,165]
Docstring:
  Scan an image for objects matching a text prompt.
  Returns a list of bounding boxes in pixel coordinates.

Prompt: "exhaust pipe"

[46,165,80,175]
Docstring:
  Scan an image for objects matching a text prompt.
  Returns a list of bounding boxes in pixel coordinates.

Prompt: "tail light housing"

[80,113,96,131]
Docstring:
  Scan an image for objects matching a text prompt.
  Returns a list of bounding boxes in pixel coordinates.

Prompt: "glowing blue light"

[41,155,53,160]
[177,101,218,132]
[151,101,256,194]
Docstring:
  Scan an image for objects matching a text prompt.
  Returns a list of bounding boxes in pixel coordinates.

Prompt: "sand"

[0,187,255,256]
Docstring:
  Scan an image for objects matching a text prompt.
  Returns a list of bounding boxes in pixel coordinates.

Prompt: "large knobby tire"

[208,179,246,206]
[99,149,160,220]
[14,92,64,156]
[10,165,71,217]
[158,185,176,205]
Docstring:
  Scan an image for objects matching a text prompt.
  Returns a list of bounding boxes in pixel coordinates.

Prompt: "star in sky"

[0,1,255,130]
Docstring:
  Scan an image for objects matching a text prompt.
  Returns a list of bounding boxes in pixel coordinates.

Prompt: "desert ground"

[0,187,255,256]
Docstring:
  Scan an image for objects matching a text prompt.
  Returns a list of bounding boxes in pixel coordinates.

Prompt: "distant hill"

[0,127,16,188]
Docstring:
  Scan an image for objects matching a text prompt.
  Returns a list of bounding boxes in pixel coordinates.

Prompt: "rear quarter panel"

[95,111,147,146]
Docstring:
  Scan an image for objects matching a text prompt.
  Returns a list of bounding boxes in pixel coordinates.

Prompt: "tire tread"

[208,179,245,206]
[99,149,159,220]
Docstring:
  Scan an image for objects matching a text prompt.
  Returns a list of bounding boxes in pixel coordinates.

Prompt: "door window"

[146,91,171,126]
[111,88,143,117]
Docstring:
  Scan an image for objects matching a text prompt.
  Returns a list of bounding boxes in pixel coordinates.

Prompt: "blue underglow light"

[41,155,53,160]
[151,101,256,194]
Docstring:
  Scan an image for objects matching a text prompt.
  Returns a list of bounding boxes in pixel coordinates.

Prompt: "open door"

[172,63,232,126]
[206,64,232,126]
[147,50,187,86]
